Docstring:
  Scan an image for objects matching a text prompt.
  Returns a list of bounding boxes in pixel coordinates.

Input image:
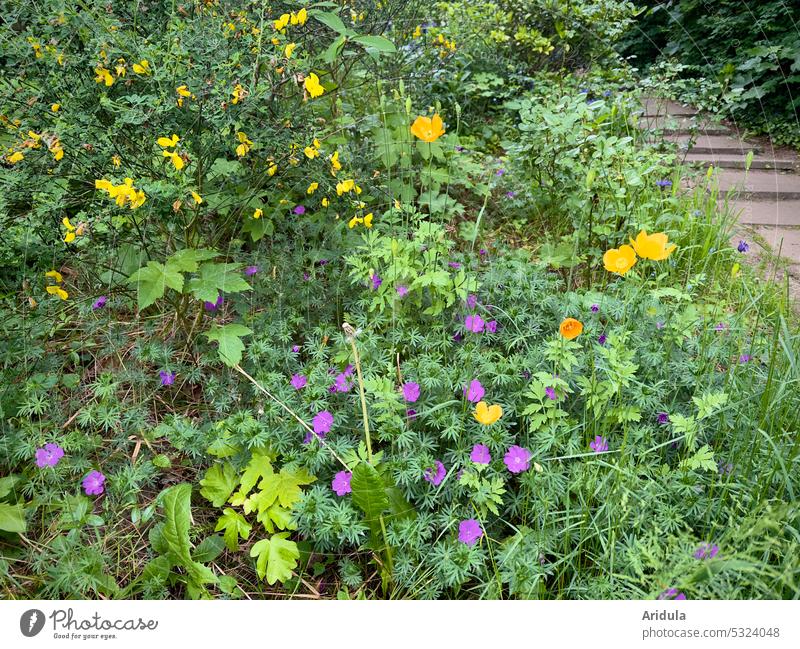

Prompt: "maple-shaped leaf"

[238,452,274,497]
[215,508,252,552]
[205,323,253,367]
[126,261,184,310]
[259,466,316,509]
[249,533,299,585]
[199,462,238,507]
[187,262,251,303]
[256,503,296,534]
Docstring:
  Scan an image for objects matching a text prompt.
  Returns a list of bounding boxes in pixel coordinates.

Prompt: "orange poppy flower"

[559,318,583,340]
[410,114,445,143]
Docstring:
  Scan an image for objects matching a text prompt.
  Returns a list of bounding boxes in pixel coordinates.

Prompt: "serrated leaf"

[238,452,273,497]
[259,466,317,510]
[205,323,253,367]
[187,262,251,303]
[127,261,184,310]
[351,463,389,529]
[215,508,252,551]
[199,463,239,507]
[168,248,218,273]
[250,533,299,585]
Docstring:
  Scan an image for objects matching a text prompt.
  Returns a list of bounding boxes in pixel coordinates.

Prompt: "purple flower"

[290,373,307,390]
[371,274,382,290]
[466,294,478,310]
[470,444,491,464]
[82,470,106,496]
[589,435,608,453]
[458,519,483,546]
[486,320,498,333]
[693,543,719,560]
[495,168,505,176]
[464,379,485,403]
[423,460,446,486]
[402,382,420,403]
[396,285,409,297]
[448,262,462,270]
[35,443,64,468]
[465,314,485,333]
[406,408,417,420]
[658,588,686,600]
[656,321,665,330]
[292,345,301,353]
[453,331,464,343]
[454,145,464,152]
[718,461,734,475]
[657,412,670,425]
[92,296,107,310]
[343,364,354,377]
[598,333,607,345]
[331,471,352,496]
[159,370,176,386]
[318,259,329,266]
[739,354,751,363]
[505,191,516,199]
[333,373,352,393]
[737,240,749,253]
[313,410,333,434]
[715,322,727,332]
[656,179,673,189]
[504,445,531,474]
[303,272,310,281]
[479,249,487,256]
[590,303,599,313]
[521,369,531,380]
[244,265,259,276]
[204,294,224,311]
[293,205,306,215]
[545,386,557,401]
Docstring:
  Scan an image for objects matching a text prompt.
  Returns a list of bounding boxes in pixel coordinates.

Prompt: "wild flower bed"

[0,1,798,600]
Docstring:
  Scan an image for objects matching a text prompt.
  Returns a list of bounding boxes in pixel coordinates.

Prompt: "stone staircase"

[638,97,800,299]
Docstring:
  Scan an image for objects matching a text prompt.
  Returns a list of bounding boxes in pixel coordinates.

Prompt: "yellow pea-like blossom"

[46,285,69,300]
[132,60,150,75]
[190,191,203,206]
[273,13,290,30]
[176,85,193,98]
[162,149,184,170]
[51,103,60,112]
[157,134,180,148]
[329,150,341,176]
[284,43,297,58]
[253,208,263,219]
[235,131,253,157]
[321,197,330,207]
[304,73,324,99]
[307,182,319,194]
[304,146,319,159]
[336,179,355,195]
[112,154,121,168]
[268,163,278,176]
[8,151,24,164]
[94,66,114,86]
[231,84,246,105]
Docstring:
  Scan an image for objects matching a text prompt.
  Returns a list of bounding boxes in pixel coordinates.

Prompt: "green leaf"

[199,463,239,507]
[167,249,218,273]
[350,463,389,530]
[192,534,226,563]
[259,466,316,510]
[351,35,396,54]
[250,533,300,585]
[127,261,184,310]
[238,452,274,497]
[321,35,347,64]
[311,10,348,35]
[205,323,253,367]
[0,503,26,533]
[0,475,20,500]
[215,508,252,551]
[187,262,251,303]
[160,483,193,565]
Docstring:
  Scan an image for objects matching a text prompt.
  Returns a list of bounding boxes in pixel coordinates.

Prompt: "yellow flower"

[291,8,307,25]
[253,208,263,219]
[273,13,290,30]
[176,85,193,98]
[45,270,63,283]
[268,163,278,176]
[304,146,319,159]
[115,60,126,77]
[410,113,445,142]
[348,215,361,229]
[157,134,180,148]
[336,179,355,195]
[304,73,324,98]
[473,401,503,425]
[307,182,319,194]
[132,60,150,75]
[602,244,637,275]
[364,213,373,228]
[162,149,184,170]
[231,83,246,104]
[329,152,342,176]
[8,151,24,164]
[559,318,583,340]
[321,197,330,207]
[51,103,60,112]
[190,191,203,205]
[46,285,69,300]
[94,66,114,86]
[235,131,253,157]
[284,42,297,58]
[64,232,76,243]
[630,230,677,261]
[112,154,121,168]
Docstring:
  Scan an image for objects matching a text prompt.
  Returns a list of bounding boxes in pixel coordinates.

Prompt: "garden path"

[638,97,800,304]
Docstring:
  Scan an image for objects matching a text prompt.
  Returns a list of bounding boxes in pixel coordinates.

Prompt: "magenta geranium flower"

[82,470,106,496]
[464,379,485,403]
[35,443,64,468]
[402,382,420,403]
[244,265,259,276]
[470,444,491,464]
[423,460,446,486]
[332,373,352,392]
[458,519,483,546]
[313,410,333,435]
[331,471,352,496]
[504,445,531,474]
[589,435,608,453]
[204,293,223,311]
[293,205,306,215]
[466,294,477,310]
[396,285,409,297]
[545,386,557,400]
[371,274,382,290]
[657,588,686,600]
[486,320,498,333]
[290,374,307,390]
[159,370,176,386]
[693,543,719,560]
[465,314,485,333]
[92,296,107,310]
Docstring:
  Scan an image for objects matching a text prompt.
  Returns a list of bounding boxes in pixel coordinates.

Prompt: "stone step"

[639,97,697,118]
[685,153,799,171]
[666,134,762,155]
[714,170,800,200]
[747,225,800,267]
[639,116,730,136]
[723,200,800,226]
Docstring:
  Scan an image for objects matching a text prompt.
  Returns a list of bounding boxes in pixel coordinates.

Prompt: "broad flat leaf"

[187,263,251,303]
[321,35,346,64]
[199,462,238,506]
[0,503,26,533]
[259,466,317,509]
[205,323,253,367]
[160,483,193,565]
[351,463,389,529]
[192,534,226,563]
[250,533,299,585]
[168,248,218,273]
[0,475,20,500]
[127,261,184,310]
[238,452,274,497]
[256,503,295,533]
[352,35,396,54]
[311,10,348,34]
[215,508,252,551]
